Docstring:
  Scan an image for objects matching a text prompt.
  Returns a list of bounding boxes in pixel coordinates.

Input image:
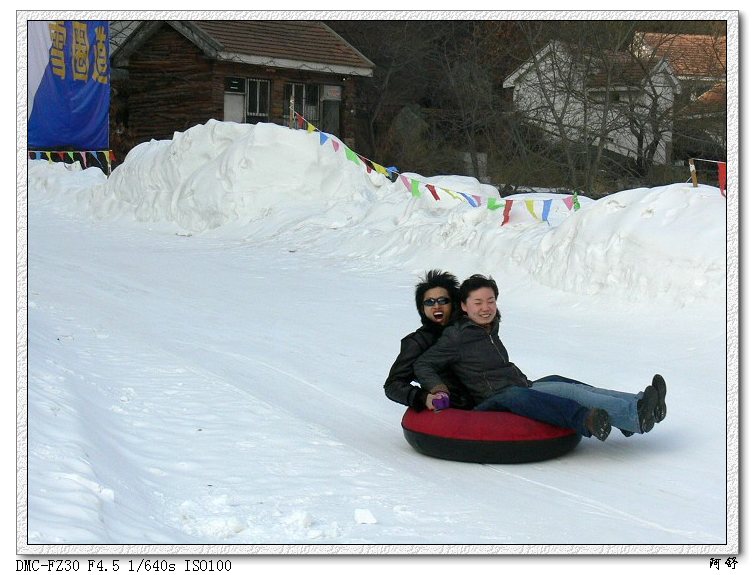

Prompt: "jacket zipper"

[488,333,508,363]
[473,324,509,392]
[485,333,508,391]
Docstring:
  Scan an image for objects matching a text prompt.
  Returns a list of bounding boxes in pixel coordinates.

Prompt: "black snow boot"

[637,385,659,433]
[585,408,611,441]
[652,374,667,423]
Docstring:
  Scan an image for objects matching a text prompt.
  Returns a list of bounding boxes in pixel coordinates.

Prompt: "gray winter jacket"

[413,316,530,405]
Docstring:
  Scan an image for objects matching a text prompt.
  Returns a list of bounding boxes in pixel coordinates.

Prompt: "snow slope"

[23,121,731,554]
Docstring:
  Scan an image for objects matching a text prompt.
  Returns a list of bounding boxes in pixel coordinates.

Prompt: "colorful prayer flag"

[525,200,538,220]
[360,157,373,173]
[441,188,459,200]
[372,163,389,177]
[426,184,440,201]
[718,162,727,198]
[501,200,513,225]
[458,192,478,207]
[541,199,552,223]
[344,147,362,166]
[399,174,412,193]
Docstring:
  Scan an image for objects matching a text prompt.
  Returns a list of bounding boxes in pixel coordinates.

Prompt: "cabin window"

[283,83,321,127]
[247,79,270,122]
[223,77,270,124]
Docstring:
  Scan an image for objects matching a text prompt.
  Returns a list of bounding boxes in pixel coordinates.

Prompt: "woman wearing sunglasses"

[384,270,474,412]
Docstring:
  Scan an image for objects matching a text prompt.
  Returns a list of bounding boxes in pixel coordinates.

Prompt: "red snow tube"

[401,408,581,464]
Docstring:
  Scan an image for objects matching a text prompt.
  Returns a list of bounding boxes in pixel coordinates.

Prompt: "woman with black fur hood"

[384,270,474,411]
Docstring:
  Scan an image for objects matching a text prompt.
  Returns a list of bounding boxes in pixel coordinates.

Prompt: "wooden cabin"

[110,20,374,160]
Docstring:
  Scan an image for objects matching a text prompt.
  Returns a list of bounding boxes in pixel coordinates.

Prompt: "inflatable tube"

[401,408,581,464]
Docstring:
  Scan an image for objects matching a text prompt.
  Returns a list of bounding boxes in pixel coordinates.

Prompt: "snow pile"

[28,120,725,306]
[511,184,725,304]
[27,159,108,216]
[98,121,391,232]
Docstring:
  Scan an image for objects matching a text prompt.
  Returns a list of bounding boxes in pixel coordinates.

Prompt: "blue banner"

[28,21,110,150]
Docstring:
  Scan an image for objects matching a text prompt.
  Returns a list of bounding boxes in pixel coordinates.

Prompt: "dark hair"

[414,270,460,319]
[460,274,499,303]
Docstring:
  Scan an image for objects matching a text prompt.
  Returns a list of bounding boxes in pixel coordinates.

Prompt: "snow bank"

[27,159,108,216]
[510,184,726,304]
[28,120,725,304]
[87,121,389,231]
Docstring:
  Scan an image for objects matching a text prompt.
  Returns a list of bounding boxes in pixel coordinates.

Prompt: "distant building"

[501,32,725,168]
[502,39,679,166]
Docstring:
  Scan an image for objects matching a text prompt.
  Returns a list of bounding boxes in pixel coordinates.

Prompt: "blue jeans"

[530,375,643,433]
[474,385,592,437]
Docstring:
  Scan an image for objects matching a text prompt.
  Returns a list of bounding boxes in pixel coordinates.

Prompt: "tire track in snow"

[481,464,715,541]
[241,355,399,430]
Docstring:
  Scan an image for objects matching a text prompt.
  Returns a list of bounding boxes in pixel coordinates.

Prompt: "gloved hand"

[432,391,450,411]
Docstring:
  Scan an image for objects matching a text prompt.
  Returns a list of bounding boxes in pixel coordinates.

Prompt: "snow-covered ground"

[21,120,734,561]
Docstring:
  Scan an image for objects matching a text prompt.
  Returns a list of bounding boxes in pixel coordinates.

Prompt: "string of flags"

[293,112,580,226]
[28,149,115,174]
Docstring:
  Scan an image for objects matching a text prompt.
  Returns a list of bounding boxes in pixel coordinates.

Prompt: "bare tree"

[327,21,439,160]
[425,22,514,180]
[507,21,660,194]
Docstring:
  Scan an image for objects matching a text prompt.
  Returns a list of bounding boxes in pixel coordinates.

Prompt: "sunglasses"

[423,297,451,307]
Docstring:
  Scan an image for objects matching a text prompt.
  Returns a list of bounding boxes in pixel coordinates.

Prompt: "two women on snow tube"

[384,270,667,463]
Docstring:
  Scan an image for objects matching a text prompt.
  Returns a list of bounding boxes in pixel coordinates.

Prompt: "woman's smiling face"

[422,287,453,326]
[461,286,497,326]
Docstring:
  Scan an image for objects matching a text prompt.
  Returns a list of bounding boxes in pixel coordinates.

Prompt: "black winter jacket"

[384,322,474,411]
[413,317,530,406]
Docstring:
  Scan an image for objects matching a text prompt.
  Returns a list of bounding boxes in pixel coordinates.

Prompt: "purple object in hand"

[432,392,450,411]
